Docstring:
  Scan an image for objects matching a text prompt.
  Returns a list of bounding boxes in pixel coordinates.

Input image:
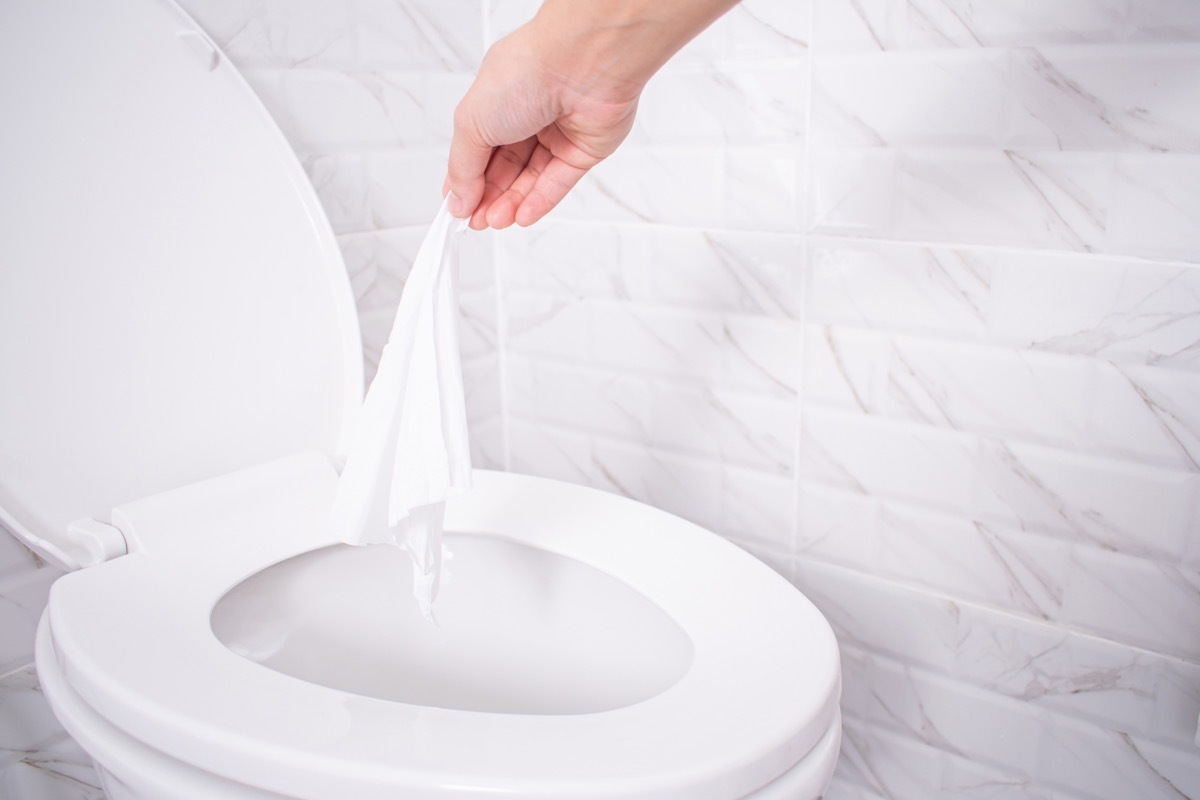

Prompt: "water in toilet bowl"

[211,532,695,714]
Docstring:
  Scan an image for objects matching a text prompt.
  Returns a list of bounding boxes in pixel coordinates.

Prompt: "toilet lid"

[0,0,362,561]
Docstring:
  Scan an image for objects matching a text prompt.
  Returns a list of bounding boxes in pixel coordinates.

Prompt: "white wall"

[2,1,1198,798]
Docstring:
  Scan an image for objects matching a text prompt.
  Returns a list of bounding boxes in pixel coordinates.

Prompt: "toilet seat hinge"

[63,518,129,569]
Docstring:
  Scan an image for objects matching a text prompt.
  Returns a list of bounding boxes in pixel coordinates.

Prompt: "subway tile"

[800,408,979,513]
[812,0,1199,54]
[814,45,1200,154]
[719,314,802,396]
[876,506,1071,621]
[587,302,799,397]
[264,71,435,154]
[179,0,356,69]
[1008,45,1200,154]
[884,343,1093,448]
[501,223,805,319]
[363,149,449,228]
[812,0,889,55]
[852,657,1049,777]
[1118,737,1200,800]
[502,290,589,358]
[634,64,807,148]
[337,227,422,309]
[820,336,1096,451]
[587,302,729,380]
[301,153,372,234]
[836,713,1061,799]
[506,419,593,487]
[812,51,1013,149]
[986,252,1200,371]
[456,226,497,293]
[556,149,724,228]
[802,325,890,413]
[1036,715,1200,800]
[651,382,797,473]
[457,287,499,361]
[0,532,46,580]
[0,572,55,675]
[0,667,63,756]
[974,440,1198,559]
[355,0,483,72]
[722,145,804,232]
[953,604,1200,746]
[721,534,793,582]
[1130,0,1200,44]
[460,353,501,422]
[719,464,796,552]
[793,559,963,672]
[807,147,897,236]
[482,0,539,45]
[506,358,654,443]
[590,440,725,531]
[891,0,1125,50]
[891,149,1116,252]
[1107,154,1200,262]
[1061,549,1200,662]
[796,485,880,570]
[807,240,993,339]
[726,0,812,58]
[836,719,945,799]
[0,746,105,800]
[467,416,505,471]
[1087,364,1200,471]
[801,561,1200,754]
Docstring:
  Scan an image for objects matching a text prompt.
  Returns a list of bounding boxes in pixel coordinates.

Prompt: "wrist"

[528,0,738,102]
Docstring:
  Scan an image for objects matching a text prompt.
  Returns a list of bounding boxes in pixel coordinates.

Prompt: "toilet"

[0,0,842,798]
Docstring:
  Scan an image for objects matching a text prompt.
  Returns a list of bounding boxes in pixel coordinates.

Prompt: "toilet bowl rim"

[43,457,842,799]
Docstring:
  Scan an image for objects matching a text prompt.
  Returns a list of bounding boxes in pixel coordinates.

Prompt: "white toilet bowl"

[0,0,842,797]
[36,455,841,799]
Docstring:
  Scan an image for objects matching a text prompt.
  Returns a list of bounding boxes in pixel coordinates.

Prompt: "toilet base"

[39,616,840,800]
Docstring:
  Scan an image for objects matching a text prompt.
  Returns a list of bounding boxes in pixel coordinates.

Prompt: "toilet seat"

[44,453,840,800]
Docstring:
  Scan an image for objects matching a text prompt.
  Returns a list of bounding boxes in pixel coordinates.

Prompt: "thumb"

[444,104,493,219]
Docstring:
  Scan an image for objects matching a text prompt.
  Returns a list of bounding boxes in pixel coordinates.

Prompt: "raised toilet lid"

[44,454,841,800]
[0,0,362,565]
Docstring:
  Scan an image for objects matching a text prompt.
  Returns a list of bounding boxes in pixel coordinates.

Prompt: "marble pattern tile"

[0,668,103,800]
[6,2,1200,799]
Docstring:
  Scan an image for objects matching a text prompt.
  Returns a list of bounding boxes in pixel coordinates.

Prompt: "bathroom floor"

[0,666,105,799]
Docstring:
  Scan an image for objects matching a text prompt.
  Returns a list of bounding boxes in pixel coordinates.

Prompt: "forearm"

[528,0,741,102]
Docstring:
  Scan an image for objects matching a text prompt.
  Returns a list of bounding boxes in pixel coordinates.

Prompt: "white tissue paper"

[330,200,471,620]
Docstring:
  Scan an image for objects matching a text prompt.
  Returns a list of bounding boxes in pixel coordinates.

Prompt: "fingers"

[468,139,538,230]
[516,156,587,227]
[444,104,494,219]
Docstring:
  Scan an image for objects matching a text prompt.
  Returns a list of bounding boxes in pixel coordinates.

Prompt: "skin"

[444,0,741,230]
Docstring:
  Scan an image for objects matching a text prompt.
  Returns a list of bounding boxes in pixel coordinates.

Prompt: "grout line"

[0,661,36,683]
[791,0,820,566]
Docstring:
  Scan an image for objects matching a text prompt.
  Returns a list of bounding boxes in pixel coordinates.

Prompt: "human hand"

[443,22,641,230]
[443,0,740,230]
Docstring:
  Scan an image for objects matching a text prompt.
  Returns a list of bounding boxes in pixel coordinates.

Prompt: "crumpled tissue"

[330,200,471,620]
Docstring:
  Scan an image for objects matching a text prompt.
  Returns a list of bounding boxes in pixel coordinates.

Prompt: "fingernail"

[447,192,464,217]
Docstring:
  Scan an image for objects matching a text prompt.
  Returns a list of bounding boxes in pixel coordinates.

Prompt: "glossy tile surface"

[3,1,1199,798]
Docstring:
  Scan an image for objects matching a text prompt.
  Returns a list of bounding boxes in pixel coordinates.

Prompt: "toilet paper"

[330,200,471,620]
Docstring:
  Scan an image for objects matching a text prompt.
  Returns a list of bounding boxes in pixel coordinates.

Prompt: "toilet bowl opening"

[211,533,694,715]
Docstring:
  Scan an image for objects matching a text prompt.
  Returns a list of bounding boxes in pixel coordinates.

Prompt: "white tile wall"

[2,1,1199,799]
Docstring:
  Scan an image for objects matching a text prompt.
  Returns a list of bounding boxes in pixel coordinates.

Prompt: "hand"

[443,0,740,230]
[444,23,641,230]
